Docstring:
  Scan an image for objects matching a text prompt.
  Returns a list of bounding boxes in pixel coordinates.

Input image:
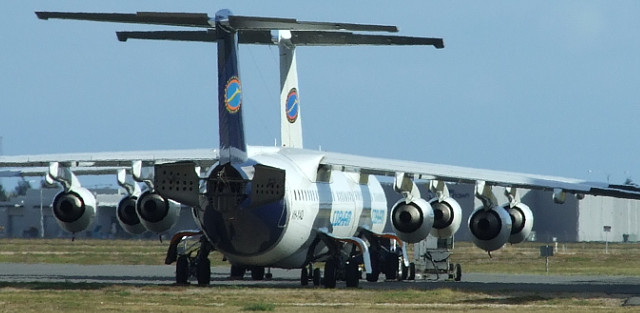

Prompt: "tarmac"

[1,263,639,297]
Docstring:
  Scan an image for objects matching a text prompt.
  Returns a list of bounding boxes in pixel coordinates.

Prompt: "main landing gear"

[301,230,416,288]
[166,231,212,285]
[299,256,362,288]
[229,264,272,280]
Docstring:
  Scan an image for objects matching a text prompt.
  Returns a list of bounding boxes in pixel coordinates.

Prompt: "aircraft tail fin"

[37,10,443,158]
[215,11,248,164]
[278,31,303,148]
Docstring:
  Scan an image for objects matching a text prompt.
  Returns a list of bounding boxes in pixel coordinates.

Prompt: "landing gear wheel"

[301,267,309,286]
[313,268,321,286]
[384,254,399,280]
[230,265,246,280]
[408,262,416,281]
[251,266,265,281]
[196,258,211,285]
[400,263,408,281]
[454,263,462,282]
[323,260,337,289]
[345,261,360,288]
[366,270,380,282]
[176,255,189,285]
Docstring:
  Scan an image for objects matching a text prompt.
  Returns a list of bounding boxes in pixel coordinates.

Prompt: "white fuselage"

[205,148,388,269]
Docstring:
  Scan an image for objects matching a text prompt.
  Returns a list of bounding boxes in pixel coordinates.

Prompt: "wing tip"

[35,11,49,20]
[115,32,128,42]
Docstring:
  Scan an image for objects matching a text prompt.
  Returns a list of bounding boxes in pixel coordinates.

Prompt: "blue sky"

[2,1,640,187]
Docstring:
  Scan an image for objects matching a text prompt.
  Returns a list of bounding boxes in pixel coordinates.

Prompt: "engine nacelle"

[505,203,534,244]
[390,198,434,243]
[468,206,512,252]
[429,197,462,239]
[116,195,146,235]
[136,190,181,233]
[52,187,96,234]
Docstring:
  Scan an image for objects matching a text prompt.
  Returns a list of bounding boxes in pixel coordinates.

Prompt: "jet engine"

[116,195,146,235]
[52,186,96,234]
[429,197,462,239]
[390,198,434,243]
[505,203,534,244]
[135,190,181,233]
[468,206,512,252]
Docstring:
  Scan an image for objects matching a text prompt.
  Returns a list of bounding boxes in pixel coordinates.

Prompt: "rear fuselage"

[195,148,387,268]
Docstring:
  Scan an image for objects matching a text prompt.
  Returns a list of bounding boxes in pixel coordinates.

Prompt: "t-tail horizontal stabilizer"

[115,30,444,48]
[36,9,444,165]
[36,10,443,48]
[35,11,398,32]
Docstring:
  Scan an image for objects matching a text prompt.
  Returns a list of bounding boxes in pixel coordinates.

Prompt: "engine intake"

[116,195,146,235]
[505,203,534,244]
[136,190,181,233]
[429,197,462,239]
[390,198,434,243]
[468,206,512,252]
[52,187,96,234]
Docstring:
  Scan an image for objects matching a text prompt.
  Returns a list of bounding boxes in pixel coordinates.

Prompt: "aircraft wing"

[319,150,640,200]
[0,149,219,171]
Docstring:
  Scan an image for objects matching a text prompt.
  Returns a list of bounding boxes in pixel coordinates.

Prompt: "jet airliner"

[2,9,640,288]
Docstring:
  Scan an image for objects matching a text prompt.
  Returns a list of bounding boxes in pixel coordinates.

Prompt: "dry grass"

[0,239,227,267]
[0,239,638,312]
[451,241,640,276]
[0,283,632,313]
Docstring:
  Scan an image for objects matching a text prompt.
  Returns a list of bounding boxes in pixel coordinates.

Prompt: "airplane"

[2,9,640,288]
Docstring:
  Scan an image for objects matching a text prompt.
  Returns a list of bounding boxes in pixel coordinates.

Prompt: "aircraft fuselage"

[195,148,388,268]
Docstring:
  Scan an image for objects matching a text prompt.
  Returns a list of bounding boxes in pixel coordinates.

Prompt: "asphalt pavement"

[1,263,639,295]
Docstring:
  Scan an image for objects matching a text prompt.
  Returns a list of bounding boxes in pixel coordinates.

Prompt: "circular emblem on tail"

[285,88,299,123]
[225,77,242,113]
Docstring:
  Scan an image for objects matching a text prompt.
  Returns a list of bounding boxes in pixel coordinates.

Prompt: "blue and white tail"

[215,10,248,164]
[36,9,444,159]
[278,30,303,148]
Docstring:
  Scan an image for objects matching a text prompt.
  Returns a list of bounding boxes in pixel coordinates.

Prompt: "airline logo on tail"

[285,88,299,123]
[224,76,242,113]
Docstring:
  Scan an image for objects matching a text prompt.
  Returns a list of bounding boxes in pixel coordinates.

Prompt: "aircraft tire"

[230,264,246,280]
[196,258,211,285]
[366,271,380,282]
[301,267,309,286]
[454,263,462,282]
[345,261,359,288]
[313,268,321,286]
[176,256,189,285]
[324,260,337,289]
[408,262,416,280]
[251,266,265,281]
[400,263,408,281]
[384,254,399,280]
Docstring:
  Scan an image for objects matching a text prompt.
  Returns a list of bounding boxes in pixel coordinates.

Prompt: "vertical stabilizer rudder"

[215,10,247,164]
[278,30,303,148]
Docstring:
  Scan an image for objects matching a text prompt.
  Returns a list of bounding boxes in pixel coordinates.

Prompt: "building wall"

[577,195,640,242]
